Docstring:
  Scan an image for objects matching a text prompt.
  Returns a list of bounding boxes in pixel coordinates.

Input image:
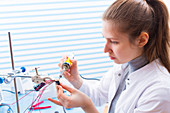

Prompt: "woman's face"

[102,21,143,64]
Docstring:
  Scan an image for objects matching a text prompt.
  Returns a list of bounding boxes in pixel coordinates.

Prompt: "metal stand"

[8,32,20,113]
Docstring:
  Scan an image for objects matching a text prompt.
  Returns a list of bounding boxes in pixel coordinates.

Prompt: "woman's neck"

[128,54,148,73]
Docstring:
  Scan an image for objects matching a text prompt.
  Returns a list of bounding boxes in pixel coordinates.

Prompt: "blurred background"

[0,0,169,79]
[0,0,114,80]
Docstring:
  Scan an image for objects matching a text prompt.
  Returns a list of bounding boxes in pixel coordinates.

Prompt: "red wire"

[31,81,53,113]
[10,80,54,113]
[37,80,53,103]
[33,106,51,110]
[9,90,35,106]
[38,88,45,113]
[28,87,45,113]
[9,80,47,106]
[28,91,36,113]
[27,82,49,113]
[37,83,52,113]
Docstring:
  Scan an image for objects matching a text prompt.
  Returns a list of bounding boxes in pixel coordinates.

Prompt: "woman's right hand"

[58,56,83,89]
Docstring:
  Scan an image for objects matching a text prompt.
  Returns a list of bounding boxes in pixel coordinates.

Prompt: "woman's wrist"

[81,98,99,113]
[70,74,83,89]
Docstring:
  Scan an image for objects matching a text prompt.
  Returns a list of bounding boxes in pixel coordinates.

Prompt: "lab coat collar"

[125,59,169,89]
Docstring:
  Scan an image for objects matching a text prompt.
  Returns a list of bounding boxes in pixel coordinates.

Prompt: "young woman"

[48,0,170,112]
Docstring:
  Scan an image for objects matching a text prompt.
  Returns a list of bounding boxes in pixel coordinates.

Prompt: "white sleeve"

[79,67,115,106]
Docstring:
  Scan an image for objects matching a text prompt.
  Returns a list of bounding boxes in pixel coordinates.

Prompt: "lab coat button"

[118,73,121,76]
[127,78,130,80]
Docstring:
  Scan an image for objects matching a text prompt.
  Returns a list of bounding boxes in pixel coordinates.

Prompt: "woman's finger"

[58,56,68,67]
[55,86,66,105]
[57,86,72,101]
[56,85,69,100]
[47,98,63,106]
[60,84,75,93]
[56,86,72,108]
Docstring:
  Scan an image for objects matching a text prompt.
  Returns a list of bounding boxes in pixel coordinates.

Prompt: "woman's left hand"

[48,84,99,113]
[48,83,90,108]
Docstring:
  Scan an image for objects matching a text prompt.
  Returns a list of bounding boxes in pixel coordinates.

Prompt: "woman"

[48,0,170,112]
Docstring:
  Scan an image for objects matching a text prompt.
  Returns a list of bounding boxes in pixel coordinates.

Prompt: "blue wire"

[0,103,14,113]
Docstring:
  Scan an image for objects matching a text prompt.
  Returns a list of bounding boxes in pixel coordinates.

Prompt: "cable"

[63,106,66,113]
[28,91,36,113]
[9,90,34,106]
[79,74,100,81]
[2,89,34,94]
[2,89,15,94]
[23,88,44,113]
[23,81,53,113]
[0,103,14,113]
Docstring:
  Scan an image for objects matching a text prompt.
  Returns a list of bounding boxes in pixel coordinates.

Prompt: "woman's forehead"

[102,21,128,39]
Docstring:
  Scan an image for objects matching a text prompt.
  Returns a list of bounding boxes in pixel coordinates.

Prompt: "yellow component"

[65,57,71,65]
[62,57,71,70]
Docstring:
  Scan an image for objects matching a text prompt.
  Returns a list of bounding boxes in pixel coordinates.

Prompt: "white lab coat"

[79,59,170,113]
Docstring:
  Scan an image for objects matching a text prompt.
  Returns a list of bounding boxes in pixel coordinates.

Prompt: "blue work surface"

[0,85,105,113]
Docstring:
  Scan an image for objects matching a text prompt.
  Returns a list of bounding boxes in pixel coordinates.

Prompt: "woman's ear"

[137,32,149,47]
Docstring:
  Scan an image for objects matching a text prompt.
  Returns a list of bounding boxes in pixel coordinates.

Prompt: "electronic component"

[62,57,71,70]
[34,82,46,91]
[55,80,60,85]
[59,57,71,79]
[30,100,51,110]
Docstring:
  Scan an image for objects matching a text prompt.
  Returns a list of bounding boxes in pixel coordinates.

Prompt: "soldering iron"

[59,57,72,79]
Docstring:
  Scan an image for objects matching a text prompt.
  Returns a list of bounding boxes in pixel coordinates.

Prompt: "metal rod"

[8,32,20,113]
[35,67,39,75]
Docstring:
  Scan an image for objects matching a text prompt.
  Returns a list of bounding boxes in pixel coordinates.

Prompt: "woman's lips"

[109,56,116,60]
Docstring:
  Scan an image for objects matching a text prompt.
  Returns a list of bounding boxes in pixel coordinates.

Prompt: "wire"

[9,90,34,106]
[2,89,15,94]
[63,106,66,113]
[79,74,100,81]
[2,89,34,94]
[28,91,36,113]
[71,53,100,81]
[0,103,14,113]
[24,87,45,113]
[23,81,53,113]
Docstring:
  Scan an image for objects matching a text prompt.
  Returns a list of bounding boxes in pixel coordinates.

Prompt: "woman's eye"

[110,40,119,44]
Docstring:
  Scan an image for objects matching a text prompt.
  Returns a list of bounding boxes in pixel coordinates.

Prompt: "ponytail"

[145,0,170,73]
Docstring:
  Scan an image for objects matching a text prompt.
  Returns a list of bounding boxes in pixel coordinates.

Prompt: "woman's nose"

[104,42,109,53]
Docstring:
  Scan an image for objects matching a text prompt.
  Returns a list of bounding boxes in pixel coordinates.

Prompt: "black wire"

[79,74,100,81]
[63,106,66,113]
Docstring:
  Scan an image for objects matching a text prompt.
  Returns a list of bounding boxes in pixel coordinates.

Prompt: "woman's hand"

[58,56,83,89]
[48,84,99,113]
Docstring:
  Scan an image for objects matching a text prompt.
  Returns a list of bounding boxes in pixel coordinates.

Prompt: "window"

[0,0,113,79]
